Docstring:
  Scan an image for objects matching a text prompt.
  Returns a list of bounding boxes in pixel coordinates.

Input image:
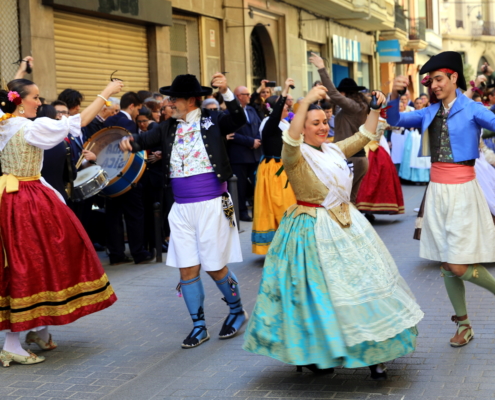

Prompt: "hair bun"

[0,90,15,113]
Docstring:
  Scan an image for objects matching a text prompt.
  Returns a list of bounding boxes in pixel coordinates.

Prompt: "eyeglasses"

[239,93,250,96]
[56,110,68,115]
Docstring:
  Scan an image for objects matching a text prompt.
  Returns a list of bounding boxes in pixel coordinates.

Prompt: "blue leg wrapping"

[180,276,209,348]
[215,270,247,338]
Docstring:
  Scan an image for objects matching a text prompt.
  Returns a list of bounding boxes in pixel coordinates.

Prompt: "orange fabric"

[430,162,475,184]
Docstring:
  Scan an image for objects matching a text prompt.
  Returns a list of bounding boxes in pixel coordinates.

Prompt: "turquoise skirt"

[399,130,430,182]
[243,210,418,369]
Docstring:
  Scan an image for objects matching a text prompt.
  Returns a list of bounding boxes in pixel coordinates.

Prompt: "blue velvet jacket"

[386,89,495,162]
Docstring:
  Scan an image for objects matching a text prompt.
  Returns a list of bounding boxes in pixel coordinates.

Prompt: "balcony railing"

[472,22,495,36]
[409,18,426,41]
[394,4,407,32]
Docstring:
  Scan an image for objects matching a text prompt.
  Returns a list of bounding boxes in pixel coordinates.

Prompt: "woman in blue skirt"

[243,85,424,379]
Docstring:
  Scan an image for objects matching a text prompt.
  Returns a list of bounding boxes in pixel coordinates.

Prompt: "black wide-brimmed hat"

[160,74,212,98]
[336,78,366,92]
[419,51,467,90]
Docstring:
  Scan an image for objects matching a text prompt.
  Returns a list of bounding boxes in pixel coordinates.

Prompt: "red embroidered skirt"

[0,180,117,332]
[356,147,405,215]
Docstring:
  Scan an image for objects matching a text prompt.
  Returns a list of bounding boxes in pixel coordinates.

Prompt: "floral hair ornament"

[265,103,273,114]
[421,76,432,87]
[7,91,22,106]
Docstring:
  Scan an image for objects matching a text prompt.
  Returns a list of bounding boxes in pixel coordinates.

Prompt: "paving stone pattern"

[1,185,494,400]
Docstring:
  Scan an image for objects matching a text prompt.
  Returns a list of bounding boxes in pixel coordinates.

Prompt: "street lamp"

[467,5,484,26]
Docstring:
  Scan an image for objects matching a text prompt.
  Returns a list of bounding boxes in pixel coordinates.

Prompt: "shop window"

[357,59,370,89]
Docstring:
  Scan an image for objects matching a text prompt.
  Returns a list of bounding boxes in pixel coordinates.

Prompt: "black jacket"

[130,98,246,189]
[227,105,262,164]
[104,111,138,134]
[260,95,287,162]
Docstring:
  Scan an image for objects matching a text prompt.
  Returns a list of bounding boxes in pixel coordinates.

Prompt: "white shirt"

[121,110,132,120]
[443,97,457,113]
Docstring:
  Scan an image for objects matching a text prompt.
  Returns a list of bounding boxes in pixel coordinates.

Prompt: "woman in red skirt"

[0,63,123,366]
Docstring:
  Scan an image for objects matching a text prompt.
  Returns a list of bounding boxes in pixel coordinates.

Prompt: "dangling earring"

[19,104,24,114]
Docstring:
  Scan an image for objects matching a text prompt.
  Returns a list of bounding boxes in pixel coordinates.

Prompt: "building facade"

[13,0,445,104]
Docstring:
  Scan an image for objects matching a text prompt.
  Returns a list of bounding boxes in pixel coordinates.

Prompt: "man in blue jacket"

[387,51,495,348]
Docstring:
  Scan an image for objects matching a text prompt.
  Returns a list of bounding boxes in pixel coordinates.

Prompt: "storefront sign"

[377,40,401,63]
[397,51,414,64]
[333,35,361,63]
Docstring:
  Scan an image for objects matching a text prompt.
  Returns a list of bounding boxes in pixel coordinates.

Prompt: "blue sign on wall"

[377,40,401,63]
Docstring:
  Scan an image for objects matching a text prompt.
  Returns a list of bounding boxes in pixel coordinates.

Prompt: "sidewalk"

[1,184,494,400]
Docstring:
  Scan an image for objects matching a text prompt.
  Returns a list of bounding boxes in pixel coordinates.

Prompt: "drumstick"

[76,142,95,169]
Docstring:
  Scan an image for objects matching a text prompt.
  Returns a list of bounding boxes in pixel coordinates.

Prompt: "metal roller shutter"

[54,11,149,108]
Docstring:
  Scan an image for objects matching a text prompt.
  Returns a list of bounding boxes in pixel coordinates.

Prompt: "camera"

[265,81,277,87]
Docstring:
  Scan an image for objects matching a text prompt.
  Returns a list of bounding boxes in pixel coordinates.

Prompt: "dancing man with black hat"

[119,73,248,349]
[387,51,495,347]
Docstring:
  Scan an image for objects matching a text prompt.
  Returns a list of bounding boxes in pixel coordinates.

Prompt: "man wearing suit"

[104,92,153,265]
[119,73,247,349]
[229,86,262,221]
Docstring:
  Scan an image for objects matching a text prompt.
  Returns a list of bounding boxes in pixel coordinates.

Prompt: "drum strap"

[0,173,41,267]
[65,143,74,198]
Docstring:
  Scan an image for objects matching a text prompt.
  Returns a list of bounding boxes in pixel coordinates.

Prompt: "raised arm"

[262,78,292,137]
[335,92,385,158]
[309,53,362,114]
[79,80,123,127]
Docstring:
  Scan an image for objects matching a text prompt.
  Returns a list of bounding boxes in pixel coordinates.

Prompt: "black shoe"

[134,250,155,265]
[181,326,210,349]
[93,243,106,252]
[369,364,388,380]
[161,244,168,253]
[296,364,334,375]
[109,255,132,266]
[364,212,375,223]
[240,212,252,222]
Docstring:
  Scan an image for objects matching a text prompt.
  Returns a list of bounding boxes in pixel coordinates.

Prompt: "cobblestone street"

[1,184,494,400]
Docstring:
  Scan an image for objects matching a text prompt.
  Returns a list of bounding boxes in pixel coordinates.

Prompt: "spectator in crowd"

[137,107,153,134]
[58,88,84,115]
[250,80,273,119]
[152,92,164,103]
[286,94,294,111]
[413,97,424,110]
[104,92,153,265]
[231,85,262,221]
[144,98,161,122]
[405,89,414,107]
[82,97,120,140]
[51,100,69,120]
[321,101,335,138]
[420,92,430,107]
[136,107,166,254]
[473,92,483,103]
[201,98,220,111]
[137,90,152,103]
[160,103,174,122]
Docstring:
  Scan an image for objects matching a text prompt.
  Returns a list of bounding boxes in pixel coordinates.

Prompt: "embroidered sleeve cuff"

[222,89,234,102]
[358,124,380,141]
[282,129,304,147]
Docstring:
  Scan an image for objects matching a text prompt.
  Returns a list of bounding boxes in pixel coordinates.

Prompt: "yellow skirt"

[252,158,297,255]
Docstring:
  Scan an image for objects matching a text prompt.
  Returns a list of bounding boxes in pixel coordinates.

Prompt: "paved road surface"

[1,184,494,400]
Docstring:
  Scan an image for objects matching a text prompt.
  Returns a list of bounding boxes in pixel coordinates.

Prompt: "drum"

[72,165,109,202]
[86,126,147,197]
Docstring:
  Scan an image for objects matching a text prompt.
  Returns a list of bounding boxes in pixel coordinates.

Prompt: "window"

[170,17,200,79]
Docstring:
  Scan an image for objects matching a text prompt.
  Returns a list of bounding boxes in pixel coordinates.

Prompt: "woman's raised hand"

[282,78,295,97]
[304,85,328,104]
[101,80,124,98]
[372,91,386,107]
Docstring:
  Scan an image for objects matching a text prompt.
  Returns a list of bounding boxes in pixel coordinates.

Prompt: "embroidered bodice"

[282,129,375,227]
[0,115,82,178]
[0,127,43,177]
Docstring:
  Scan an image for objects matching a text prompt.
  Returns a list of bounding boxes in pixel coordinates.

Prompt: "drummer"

[104,92,153,266]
